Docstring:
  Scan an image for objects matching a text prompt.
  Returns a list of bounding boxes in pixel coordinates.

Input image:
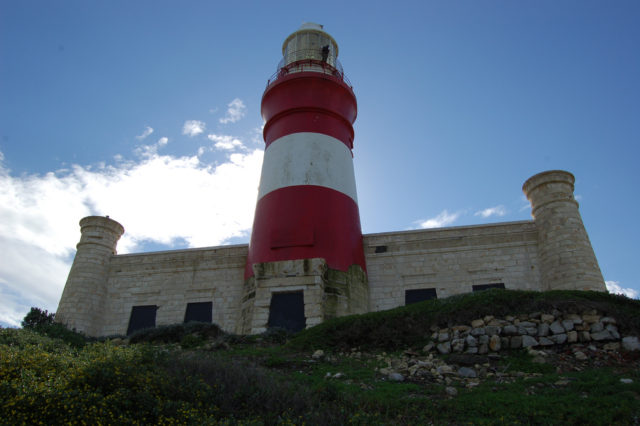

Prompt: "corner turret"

[523,170,605,292]
[55,216,124,336]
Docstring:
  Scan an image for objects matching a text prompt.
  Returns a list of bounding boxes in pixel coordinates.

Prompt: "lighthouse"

[53,24,608,338]
[241,23,368,334]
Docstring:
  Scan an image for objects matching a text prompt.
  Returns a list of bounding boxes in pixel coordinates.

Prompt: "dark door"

[268,291,306,332]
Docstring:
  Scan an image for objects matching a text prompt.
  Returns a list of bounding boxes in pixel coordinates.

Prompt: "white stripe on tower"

[257,132,358,203]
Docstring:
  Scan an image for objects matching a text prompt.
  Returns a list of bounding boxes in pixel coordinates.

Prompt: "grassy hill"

[2,290,639,424]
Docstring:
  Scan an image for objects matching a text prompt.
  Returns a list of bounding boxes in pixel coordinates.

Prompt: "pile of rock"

[374,351,504,386]
[310,309,639,390]
[424,310,640,355]
[345,348,553,388]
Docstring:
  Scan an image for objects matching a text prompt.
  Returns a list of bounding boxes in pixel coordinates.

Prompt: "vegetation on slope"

[1,290,639,425]
[289,289,640,351]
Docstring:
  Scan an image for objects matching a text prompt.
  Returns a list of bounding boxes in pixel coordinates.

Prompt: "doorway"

[267,291,306,332]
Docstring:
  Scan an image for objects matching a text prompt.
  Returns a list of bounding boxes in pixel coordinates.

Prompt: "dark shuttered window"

[127,305,158,336]
[472,283,506,292]
[405,288,438,305]
[184,302,213,323]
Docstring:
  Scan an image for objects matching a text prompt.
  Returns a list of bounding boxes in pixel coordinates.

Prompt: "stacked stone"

[427,310,637,355]
[312,313,639,386]
[522,170,605,291]
[56,216,124,336]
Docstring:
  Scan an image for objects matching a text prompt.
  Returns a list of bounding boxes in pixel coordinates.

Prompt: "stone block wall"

[57,167,608,337]
[426,310,630,356]
[99,245,247,336]
[324,265,369,319]
[364,221,540,312]
[240,259,369,334]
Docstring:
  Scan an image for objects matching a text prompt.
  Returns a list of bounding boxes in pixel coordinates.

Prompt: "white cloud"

[207,134,245,151]
[606,281,639,299]
[136,126,154,140]
[0,144,263,327]
[475,205,507,218]
[182,120,206,137]
[252,124,265,144]
[135,137,170,158]
[219,98,246,124]
[0,237,71,326]
[417,210,460,229]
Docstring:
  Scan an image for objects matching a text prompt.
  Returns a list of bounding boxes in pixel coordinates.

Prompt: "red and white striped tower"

[243,23,367,332]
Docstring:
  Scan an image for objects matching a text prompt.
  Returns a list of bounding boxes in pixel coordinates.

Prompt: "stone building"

[55,25,606,337]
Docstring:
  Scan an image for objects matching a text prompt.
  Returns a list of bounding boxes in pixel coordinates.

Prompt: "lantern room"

[282,22,339,68]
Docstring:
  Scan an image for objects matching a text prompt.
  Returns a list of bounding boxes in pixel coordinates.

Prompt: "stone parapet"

[76,216,125,253]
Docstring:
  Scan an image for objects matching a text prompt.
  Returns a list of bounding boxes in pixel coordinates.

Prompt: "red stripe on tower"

[246,23,366,279]
[262,72,356,148]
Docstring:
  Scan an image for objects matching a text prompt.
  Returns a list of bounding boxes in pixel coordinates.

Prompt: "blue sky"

[1,1,638,326]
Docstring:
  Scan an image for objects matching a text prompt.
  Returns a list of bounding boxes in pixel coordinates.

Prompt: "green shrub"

[259,326,296,344]
[288,289,640,351]
[0,328,70,353]
[161,353,352,424]
[129,322,223,344]
[19,307,88,348]
[3,289,640,425]
[0,330,352,424]
[180,333,205,349]
[39,322,89,348]
[21,307,55,329]
[0,337,221,424]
